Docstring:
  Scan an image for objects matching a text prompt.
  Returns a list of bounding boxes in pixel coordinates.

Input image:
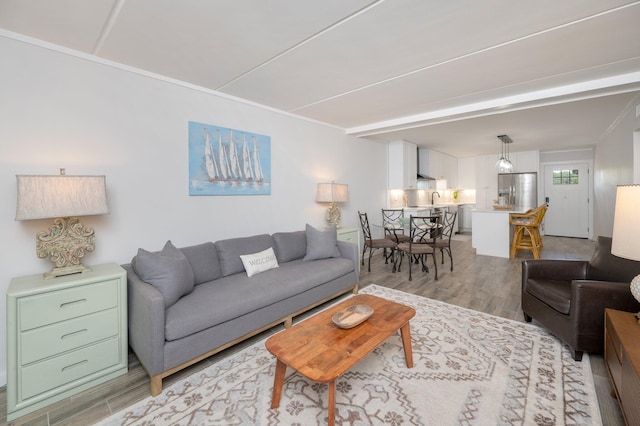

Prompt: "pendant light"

[496,134,514,173]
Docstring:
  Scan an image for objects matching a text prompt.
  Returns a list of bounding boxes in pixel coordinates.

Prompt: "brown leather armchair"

[522,236,640,361]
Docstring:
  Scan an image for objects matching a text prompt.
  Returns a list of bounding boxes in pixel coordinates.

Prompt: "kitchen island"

[471,208,528,258]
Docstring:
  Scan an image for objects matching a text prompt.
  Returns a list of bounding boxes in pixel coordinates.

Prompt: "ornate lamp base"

[630,274,640,324]
[43,264,92,279]
[326,202,342,227]
[36,217,95,279]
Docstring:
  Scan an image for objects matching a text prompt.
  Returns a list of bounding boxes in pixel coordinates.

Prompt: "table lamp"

[316,182,349,226]
[611,184,640,321]
[15,169,109,279]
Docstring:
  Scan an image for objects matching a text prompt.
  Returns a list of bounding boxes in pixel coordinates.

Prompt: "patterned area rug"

[99,285,601,425]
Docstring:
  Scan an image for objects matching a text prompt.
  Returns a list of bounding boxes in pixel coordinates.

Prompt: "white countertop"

[473,208,529,214]
[403,203,473,210]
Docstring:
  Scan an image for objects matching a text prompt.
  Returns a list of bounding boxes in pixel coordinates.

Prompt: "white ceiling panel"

[1,0,639,156]
[0,0,117,52]
[294,3,640,128]
[222,0,638,111]
[97,0,376,89]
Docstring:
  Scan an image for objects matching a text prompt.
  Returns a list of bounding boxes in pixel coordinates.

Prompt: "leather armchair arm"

[570,279,639,337]
[522,259,588,282]
[572,280,639,316]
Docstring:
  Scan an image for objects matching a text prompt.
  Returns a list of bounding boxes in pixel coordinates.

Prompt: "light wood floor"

[2,235,624,425]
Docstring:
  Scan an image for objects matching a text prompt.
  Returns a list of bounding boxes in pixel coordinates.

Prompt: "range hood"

[417,172,435,180]
[416,147,435,180]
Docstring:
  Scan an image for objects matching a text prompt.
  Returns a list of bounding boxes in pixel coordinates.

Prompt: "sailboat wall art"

[188,121,271,196]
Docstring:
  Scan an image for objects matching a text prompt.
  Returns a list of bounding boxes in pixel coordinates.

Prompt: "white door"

[543,163,589,238]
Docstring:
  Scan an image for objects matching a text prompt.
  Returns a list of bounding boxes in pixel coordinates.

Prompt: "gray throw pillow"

[303,224,341,261]
[215,234,274,277]
[132,240,195,307]
[272,230,307,262]
[179,242,222,284]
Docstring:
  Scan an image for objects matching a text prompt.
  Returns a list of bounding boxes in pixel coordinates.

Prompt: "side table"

[6,263,128,421]
[337,227,361,260]
[604,308,640,426]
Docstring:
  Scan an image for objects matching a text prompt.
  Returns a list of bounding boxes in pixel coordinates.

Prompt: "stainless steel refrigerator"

[498,173,537,210]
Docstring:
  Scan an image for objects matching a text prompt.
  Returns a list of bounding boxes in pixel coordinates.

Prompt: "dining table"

[375,216,441,238]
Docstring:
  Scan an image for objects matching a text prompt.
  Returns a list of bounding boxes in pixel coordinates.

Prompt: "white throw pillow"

[240,247,279,277]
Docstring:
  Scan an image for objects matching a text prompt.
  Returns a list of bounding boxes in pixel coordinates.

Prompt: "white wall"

[0,36,388,385]
[593,95,640,237]
[539,148,593,163]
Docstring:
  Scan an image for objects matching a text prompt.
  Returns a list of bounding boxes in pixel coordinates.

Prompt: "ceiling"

[2,0,640,157]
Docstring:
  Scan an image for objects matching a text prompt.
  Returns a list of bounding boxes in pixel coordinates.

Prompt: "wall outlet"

[636,103,640,118]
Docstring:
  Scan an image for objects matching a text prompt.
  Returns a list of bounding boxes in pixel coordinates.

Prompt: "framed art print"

[189,121,271,196]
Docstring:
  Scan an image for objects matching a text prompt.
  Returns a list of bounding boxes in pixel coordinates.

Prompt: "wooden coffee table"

[265,293,415,426]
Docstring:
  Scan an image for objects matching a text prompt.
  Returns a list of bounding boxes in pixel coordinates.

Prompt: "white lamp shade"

[611,184,640,261]
[316,183,349,203]
[16,175,109,220]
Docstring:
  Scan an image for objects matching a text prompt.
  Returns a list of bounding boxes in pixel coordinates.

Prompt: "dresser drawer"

[605,313,622,362]
[605,332,622,395]
[20,308,120,365]
[7,263,127,422]
[338,229,358,244]
[621,353,640,426]
[18,280,118,331]
[21,338,121,400]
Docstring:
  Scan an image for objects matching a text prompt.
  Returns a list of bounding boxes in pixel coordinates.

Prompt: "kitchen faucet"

[431,191,440,205]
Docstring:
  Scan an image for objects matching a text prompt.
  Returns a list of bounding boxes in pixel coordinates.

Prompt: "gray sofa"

[123,227,359,396]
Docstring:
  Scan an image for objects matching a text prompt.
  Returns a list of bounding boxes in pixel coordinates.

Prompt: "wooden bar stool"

[510,204,547,259]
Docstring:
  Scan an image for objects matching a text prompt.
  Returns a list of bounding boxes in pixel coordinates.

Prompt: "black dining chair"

[430,210,457,271]
[381,209,410,263]
[358,211,398,272]
[381,209,411,243]
[395,215,440,281]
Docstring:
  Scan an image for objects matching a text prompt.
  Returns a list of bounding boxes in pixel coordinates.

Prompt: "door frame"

[540,159,594,240]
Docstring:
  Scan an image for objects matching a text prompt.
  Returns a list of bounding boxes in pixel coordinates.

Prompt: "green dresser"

[6,263,128,421]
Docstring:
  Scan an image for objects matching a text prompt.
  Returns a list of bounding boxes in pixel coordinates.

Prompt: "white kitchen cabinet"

[428,149,442,181]
[457,157,476,188]
[422,148,458,188]
[442,154,460,189]
[512,150,540,173]
[388,140,417,189]
[475,153,500,210]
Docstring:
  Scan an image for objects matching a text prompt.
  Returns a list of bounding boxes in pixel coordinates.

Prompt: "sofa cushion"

[588,236,640,283]
[272,230,306,262]
[215,234,274,277]
[526,278,571,314]
[303,224,341,261]
[180,242,221,285]
[132,240,195,307]
[165,257,354,341]
[240,247,279,277]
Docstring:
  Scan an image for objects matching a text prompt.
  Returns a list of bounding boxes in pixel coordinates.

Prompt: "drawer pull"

[60,298,87,308]
[61,329,88,340]
[62,360,88,372]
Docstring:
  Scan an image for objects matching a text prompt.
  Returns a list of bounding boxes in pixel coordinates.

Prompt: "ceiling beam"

[346,71,640,137]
